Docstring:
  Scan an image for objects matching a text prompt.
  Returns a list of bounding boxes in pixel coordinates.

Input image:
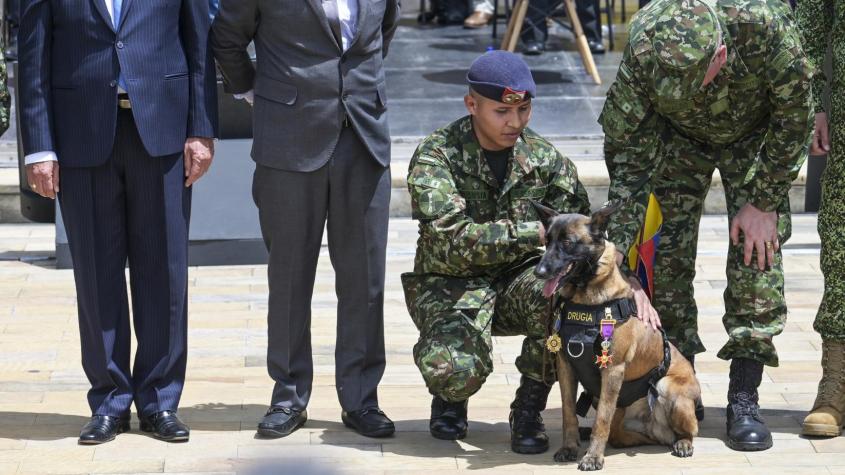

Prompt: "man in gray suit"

[211,0,399,438]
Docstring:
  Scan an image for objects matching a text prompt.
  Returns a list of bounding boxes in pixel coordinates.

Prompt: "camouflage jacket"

[795,0,837,112]
[406,115,591,279]
[599,0,813,253]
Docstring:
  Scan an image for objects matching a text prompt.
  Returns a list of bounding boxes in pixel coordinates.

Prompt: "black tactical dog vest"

[550,298,671,417]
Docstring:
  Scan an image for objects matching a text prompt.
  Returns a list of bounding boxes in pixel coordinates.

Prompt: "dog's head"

[532,201,620,299]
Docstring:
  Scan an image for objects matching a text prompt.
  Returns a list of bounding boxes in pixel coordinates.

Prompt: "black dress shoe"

[139,410,190,442]
[588,39,606,55]
[342,407,395,438]
[257,406,307,438]
[430,397,468,440]
[78,415,130,445]
[523,42,545,56]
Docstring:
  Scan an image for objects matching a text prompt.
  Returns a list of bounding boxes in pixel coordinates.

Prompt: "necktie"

[113,0,127,90]
[322,0,343,49]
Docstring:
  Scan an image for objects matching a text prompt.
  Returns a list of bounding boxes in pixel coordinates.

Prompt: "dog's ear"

[589,202,622,240]
[530,200,559,229]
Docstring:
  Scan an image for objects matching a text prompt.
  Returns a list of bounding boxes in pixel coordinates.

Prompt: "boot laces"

[432,398,464,418]
[731,391,762,421]
[511,393,545,431]
[512,408,544,433]
[818,343,845,406]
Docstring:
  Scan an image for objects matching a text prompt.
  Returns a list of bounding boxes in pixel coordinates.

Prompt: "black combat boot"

[726,358,773,451]
[686,354,705,422]
[429,397,468,440]
[509,376,552,454]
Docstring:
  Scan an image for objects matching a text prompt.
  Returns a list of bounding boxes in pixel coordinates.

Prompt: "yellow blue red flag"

[627,193,663,300]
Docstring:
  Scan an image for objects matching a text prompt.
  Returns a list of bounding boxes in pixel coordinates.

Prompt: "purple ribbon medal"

[595,308,616,369]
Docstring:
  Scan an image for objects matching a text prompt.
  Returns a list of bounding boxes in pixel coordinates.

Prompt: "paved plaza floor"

[0,215,841,474]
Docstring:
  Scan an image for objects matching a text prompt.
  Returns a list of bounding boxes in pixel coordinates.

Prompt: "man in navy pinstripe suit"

[18,0,217,444]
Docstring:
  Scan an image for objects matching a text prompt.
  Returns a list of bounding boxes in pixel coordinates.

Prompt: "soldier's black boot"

[429,397,468,440]
[726,358,773,451]
[509,376,552,454]
[686,354,705,422]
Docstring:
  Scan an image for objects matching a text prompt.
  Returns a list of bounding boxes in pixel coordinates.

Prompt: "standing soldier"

[599,0,813,451]
[796,0,845,438]
[402,51,590,453]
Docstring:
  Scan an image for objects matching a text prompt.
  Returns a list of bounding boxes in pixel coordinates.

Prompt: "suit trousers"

[58,109,191,418]
[252,126,391,412]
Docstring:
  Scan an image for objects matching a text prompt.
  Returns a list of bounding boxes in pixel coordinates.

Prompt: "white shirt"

[235,0,359,105]
[26,0,123,165]
[336,0,359,52]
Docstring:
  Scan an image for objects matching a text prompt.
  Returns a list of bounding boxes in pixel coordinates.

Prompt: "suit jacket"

[211,0,400,172]
[18,0,218,167]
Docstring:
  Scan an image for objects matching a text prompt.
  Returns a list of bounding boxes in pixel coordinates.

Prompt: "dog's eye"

[561,240,572,248]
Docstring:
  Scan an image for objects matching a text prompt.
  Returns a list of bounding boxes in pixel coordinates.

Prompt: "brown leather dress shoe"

[464,11,493,29]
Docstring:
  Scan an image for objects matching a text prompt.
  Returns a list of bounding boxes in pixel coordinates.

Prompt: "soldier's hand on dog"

[730,203,779,271]
[26,161,60,200]
[616,251,662,331]
[811,112,830,155]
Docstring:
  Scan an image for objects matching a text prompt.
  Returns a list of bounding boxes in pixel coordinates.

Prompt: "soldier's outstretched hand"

[730,203,779,272]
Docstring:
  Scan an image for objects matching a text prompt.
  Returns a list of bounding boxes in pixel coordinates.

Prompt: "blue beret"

[466,50,536,104]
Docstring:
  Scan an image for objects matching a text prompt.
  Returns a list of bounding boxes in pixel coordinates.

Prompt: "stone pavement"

[0,215,842,475]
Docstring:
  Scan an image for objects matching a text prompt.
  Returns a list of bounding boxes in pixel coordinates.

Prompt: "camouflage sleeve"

[598,49,665,254]
[754,12,814,212]
[545,151,591,215]
[407,148,541,274]
[795,0,831,112]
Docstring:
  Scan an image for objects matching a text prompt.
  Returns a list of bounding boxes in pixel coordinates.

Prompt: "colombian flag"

[627,193,662,300]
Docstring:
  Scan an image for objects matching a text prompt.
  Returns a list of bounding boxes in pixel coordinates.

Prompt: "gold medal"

[546,334,562,353]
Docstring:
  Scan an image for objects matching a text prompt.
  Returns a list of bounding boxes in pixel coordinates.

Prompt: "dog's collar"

[557,298,637,328]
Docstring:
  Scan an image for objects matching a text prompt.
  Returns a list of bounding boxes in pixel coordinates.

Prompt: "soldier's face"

[465,92,532,150]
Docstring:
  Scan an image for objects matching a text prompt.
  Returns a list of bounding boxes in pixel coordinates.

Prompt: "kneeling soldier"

[402,51,590,453]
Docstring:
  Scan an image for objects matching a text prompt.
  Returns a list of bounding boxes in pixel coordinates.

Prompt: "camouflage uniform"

[402,116,591,402]
[599,0,813,366]
[0,38,9,135]
[796,0,845,340]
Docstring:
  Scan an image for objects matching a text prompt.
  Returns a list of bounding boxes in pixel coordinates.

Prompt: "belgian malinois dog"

[531,202,701,471]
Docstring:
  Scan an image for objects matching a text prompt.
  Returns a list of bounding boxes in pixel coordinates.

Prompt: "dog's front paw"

[577,454,604,471]
[554,445,579,462]
[672,439,694,458]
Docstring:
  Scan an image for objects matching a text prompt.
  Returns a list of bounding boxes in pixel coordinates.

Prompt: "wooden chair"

[500,0,602,84]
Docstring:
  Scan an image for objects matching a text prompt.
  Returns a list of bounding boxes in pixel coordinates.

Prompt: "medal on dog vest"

[595,308,616,369]
[546,316,563,353]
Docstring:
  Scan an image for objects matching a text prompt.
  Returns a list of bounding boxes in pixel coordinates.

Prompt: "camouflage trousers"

[401,260,554,402]
[816,90,845,340]
[650,129,791,367]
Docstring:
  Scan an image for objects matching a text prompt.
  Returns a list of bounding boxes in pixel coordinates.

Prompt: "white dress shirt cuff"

[25,151,58,166]
[234,90,254,105]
